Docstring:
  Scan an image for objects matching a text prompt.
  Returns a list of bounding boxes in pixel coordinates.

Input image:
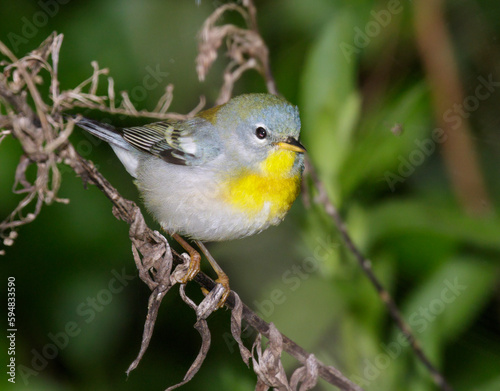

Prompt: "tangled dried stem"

[196,0,277,105]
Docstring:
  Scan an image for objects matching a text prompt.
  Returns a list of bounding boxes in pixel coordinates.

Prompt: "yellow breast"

[224,150,301,220]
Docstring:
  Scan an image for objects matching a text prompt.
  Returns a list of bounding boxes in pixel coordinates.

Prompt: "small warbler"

[76,93,305,298]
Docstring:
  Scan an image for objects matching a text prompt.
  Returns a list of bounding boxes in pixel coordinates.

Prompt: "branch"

[305,160,454,391]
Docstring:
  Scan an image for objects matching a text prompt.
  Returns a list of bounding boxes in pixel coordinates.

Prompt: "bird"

[75,93,306,304]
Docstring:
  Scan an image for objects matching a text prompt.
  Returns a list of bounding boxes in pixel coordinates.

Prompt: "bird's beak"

[277,137,306,153]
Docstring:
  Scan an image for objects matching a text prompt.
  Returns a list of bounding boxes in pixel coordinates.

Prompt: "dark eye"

[255,126,267,140]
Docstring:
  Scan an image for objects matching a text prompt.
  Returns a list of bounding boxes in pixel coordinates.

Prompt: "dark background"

[1,1,500,390]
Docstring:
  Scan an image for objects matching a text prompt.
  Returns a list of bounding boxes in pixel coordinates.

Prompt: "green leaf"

[300,11,361,203]
[339,82,432,198]
[365,199,500,252]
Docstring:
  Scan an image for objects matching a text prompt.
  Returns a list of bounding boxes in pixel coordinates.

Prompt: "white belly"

[135,157,276,241]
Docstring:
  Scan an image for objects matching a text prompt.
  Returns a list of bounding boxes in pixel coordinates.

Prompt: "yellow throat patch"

[224,149,301,219]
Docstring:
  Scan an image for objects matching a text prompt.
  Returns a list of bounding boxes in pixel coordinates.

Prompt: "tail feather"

[75,117,132,151]
[74,116,139,177]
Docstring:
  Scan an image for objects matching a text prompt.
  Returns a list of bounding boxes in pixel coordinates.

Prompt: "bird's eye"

[255,126,267,140]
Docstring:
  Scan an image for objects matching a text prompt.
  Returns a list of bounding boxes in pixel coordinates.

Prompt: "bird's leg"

[169,233,230,307]
[171,233,201,283]
[194,240,230,308]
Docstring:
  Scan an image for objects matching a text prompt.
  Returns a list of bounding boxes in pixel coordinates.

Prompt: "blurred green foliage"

[1,1,500,391]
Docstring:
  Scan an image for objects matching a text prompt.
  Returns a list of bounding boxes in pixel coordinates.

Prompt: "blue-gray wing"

[122,117,220,166]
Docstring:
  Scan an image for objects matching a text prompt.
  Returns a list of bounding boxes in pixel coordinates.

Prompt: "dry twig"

[196,0,276,104]
[305,160,454,391]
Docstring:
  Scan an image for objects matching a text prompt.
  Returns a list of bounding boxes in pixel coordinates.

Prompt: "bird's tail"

[74,117,132,151]
[73,116,139,177]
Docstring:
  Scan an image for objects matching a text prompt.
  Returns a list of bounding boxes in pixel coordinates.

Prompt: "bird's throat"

[224,150,301,218]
